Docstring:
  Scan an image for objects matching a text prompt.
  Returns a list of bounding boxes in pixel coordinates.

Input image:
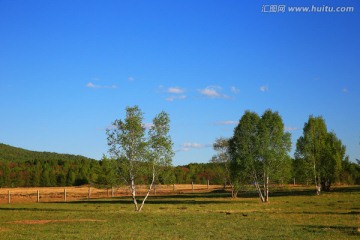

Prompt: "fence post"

[192,181,194,193]
[88,186,91,200]
[207,179,209,189]
[154,184,157,195]
[293,178,296,185]
[111,187,114,198]
[173,184,175,192]
[8,190,11,204]
[37,190,40,203]
[64,189,67,202]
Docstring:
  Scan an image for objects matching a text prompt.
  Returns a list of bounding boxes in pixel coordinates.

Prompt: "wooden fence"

[0,183,223,204]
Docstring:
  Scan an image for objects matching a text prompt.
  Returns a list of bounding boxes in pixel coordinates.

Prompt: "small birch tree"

[211,138,238,197]
[106,106,173,212]
[138,111,173,211]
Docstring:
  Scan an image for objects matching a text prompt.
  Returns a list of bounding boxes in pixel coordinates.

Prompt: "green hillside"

[0,143,96,163]
[0,143,101,188]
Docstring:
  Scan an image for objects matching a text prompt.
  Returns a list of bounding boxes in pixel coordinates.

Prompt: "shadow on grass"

[239,185,360,198]
[51,193,232,205]
[331,186,360,193]
[0,207,87,212]
[303,225,360,236]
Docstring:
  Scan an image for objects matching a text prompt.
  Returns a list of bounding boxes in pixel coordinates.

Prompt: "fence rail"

[0,184,223,204]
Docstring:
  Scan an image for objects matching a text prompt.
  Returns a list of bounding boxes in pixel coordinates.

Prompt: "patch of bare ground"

[8,219,107,225]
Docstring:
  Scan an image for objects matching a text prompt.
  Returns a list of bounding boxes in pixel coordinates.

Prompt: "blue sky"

[1,0,359,165]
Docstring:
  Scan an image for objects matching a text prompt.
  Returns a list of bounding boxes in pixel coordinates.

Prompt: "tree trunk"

[265,176,269,203]
[231,189,238,198]
[138,177,154,212]
[254,174,265,202]
[138,167,156,212]
[230,183,237,198]
[130,178,139,211]
[314,164,321,195]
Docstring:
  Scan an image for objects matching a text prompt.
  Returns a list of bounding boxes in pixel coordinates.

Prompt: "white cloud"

[199,86,231,99]
[86,82,96,88]
[215,120,238,125]
[285,126,299,132]
[199,86,221,98]
[128,76,135,81]
[231,86,240,94]
[342,87,349,93]
[166,95,187,102]
[176,142,211,152]
[167,87,185,94]
[260,85,269,92]
[143,123,154,129]
[86,82,117,89]
[181,142,205,148]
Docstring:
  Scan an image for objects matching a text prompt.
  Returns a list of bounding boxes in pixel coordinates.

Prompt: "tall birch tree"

[229,110,291,203]
[295,116,346,193]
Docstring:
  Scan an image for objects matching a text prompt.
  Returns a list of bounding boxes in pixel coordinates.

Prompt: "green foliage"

[0,143,100,187]
[295,116,348,191]
[106,105,174,211]
[229,110,292,201]
[96,155,118,188]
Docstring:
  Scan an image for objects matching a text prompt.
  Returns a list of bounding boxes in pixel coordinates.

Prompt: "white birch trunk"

[253,173,265,202]
[130,178,139,211]
[138,169,155,212]
[265,176,269,203]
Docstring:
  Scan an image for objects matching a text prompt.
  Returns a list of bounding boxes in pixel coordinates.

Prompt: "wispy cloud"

[167,87,185,94]
[86,82,117,89]
[199,86,221,98]
[342,87,349,93]
[215,120,238,125]
[230,86,240,94]
[128,76,135,81]
[176,142,211,152]
[260,85,269,92]
[143,123,154,129]
[166,95,187,102]
[285,126,299,132]
[160,86,187,101]
[199,86,230,99]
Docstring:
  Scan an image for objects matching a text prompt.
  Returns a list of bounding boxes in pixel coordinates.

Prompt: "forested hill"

[0,143,96,163]
[0,143,100,187]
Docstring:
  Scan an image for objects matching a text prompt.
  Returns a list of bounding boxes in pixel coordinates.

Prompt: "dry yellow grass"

[0,184,223,203]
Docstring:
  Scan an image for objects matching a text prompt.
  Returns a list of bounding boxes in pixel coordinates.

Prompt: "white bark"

[253,173,265,202]
[138,167,156,212]
[130,178,139,211]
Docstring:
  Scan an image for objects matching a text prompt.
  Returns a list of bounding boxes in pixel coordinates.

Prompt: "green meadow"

[0,186,359,240]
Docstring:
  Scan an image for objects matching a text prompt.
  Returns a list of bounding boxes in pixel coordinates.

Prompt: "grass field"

[0,185,359,239]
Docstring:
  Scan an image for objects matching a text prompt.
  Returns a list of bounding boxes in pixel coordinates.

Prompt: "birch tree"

[229,112,260,198]
[295,116,346,193]
[138,111,173,211]
[229,110,291,203]
[106,106,173,212]
[211,138,237,197]
[257,110,291,202]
